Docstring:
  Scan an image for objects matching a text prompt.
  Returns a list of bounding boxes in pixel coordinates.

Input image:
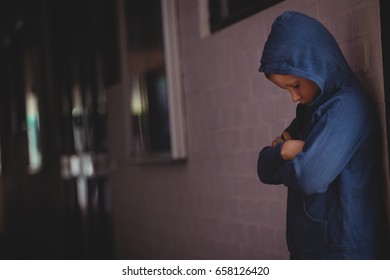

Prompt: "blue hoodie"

[257,11,387,259]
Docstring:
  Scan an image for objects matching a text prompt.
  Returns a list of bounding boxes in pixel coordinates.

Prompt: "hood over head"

[259,11,354,103]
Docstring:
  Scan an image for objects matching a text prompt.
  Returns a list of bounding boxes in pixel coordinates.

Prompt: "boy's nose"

[291,92,301,102]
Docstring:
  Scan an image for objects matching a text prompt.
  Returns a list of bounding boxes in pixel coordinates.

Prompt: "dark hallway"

[0,0,118,259]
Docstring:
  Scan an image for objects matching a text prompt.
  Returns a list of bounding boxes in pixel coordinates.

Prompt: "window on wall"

[208,0,285,33]
[119,0,186,161]
[125,0,170,157]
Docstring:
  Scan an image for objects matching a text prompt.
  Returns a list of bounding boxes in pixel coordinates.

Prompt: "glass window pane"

[209,0,285,33]
[125,0,171,157]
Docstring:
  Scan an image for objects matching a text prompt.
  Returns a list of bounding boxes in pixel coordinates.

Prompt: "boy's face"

[266,74,320,105]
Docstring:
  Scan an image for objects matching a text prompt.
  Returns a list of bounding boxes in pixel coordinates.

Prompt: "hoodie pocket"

[286,191,327,254]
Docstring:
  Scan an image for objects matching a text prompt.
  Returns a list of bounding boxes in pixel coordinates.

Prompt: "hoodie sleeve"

[257,142,287,185]
[274,96,372,195]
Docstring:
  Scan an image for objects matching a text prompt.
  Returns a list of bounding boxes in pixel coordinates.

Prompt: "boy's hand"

[281,140,305,160]
[271,131,292,147]
[271,131,304,160]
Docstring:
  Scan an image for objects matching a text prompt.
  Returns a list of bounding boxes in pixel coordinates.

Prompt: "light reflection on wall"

[24,47,42,174]
[71,83,88,214]
[25,91,42,174]
[72,84,84,153]
[131,76,150,155]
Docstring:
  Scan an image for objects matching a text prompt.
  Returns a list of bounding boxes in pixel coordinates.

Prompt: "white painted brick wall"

[110,0,386,259]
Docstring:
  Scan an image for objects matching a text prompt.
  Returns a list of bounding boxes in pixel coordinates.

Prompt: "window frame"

[116,0,186,163]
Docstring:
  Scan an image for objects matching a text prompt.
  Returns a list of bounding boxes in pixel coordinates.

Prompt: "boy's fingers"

[282,131,293,140]
[271,136,284,147]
